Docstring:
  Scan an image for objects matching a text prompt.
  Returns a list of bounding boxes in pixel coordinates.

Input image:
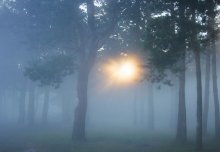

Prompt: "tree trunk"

[72,0,119,141]
[176,61,187,142]
[62,95,72,122]
[148,82,154,130]
[194,49,203,151]
[133,86,138,125]
[18,80,27,124]
[170,80,178,132]
[72,63,89,141]
[176,1,187,142]
[0,90,2,122]
[42,88,50,124]
[212,43,220,139]
[203,51,211,135]
[27,82,36,126]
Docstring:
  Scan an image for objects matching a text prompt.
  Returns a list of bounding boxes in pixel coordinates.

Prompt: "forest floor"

[0,125,219,152]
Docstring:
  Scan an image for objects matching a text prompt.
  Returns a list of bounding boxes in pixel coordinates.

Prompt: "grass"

[0,126,219,152]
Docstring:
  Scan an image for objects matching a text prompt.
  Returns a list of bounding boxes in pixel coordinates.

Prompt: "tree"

[42,87,50,124]
[144,0,188,142]
[189,1,203,149]
[203,49,211,135]
[18,78,27,124]
[20,0,134,140]
[147,82,155,130]
[25,53,75,124]
[27,81,36,126]
[207,0,220,140]
[71,0,134,141]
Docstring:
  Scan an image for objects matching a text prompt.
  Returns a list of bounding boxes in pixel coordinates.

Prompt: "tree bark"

[72,0,121,141]
[72,62,90,141]
[0,90,3,122]
[176,1,187,142]
[42,87,50,124]
[212,43,220,139]
[203,51,211,135]
[194,49,203,151]
[62,95,72,122]
[176,60,187,142]
[170,79,178,132]
[27,82,36,126]
[190,4,203,150]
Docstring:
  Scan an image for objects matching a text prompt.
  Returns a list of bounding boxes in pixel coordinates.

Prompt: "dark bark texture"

[203,51,211,135]
[176,1,187,143]
[194,49,203,151]
[176,64,187,142]
[212,44,220,139]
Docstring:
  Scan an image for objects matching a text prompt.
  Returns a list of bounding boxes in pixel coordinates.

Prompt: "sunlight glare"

[105,58,139,83]
[114,61,136,80]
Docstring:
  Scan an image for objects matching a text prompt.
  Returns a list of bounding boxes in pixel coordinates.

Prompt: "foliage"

[145,16,179,71]
[24,53,76,88]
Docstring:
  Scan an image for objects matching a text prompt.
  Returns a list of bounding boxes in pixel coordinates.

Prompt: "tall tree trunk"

[27,82,36,126]
[72,63,89,141]
[42,88,50,124]
[203,51,211,135]
[176,1,187,142]
[206,0,220,140]
[62,95,72,122]
[18,80,27,124]
[212,43,220,139]
[194,48,203,150]
[133,91,137,125]
[190,4,203,149]
[176,60,187,142]
[72,0,120,141]
[0,90,2,122]
[148,82,154,130]
[72,39,98,140]
[170,80,178,132]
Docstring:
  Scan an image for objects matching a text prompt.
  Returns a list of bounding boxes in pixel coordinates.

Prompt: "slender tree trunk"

[212,43,220,139]
[42,88,50,124]
[133,91,137,125]
[148,82,154,130]
[170,80,178,132]
[176,1,187,142]
[0,90,6,122]
[27,82,36,126]
[176,60,187,142]
[190,5,203,149]
[0,90,2,122]
[140,85,145,124]
[203,51,211,135]
[18,80,27,124]
[62,95,72,122]
[194,48,203,151]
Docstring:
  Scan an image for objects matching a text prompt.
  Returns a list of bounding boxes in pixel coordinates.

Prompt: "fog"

[1,0,220,152]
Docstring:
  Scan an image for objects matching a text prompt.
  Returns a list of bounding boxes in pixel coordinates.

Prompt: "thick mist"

[1,0,220,152]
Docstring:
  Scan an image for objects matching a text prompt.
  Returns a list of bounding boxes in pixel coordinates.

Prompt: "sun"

[104,58,138,83]
[113,61,136,81]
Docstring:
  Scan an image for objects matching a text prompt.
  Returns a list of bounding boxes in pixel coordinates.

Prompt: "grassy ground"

[0,126,219,152]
